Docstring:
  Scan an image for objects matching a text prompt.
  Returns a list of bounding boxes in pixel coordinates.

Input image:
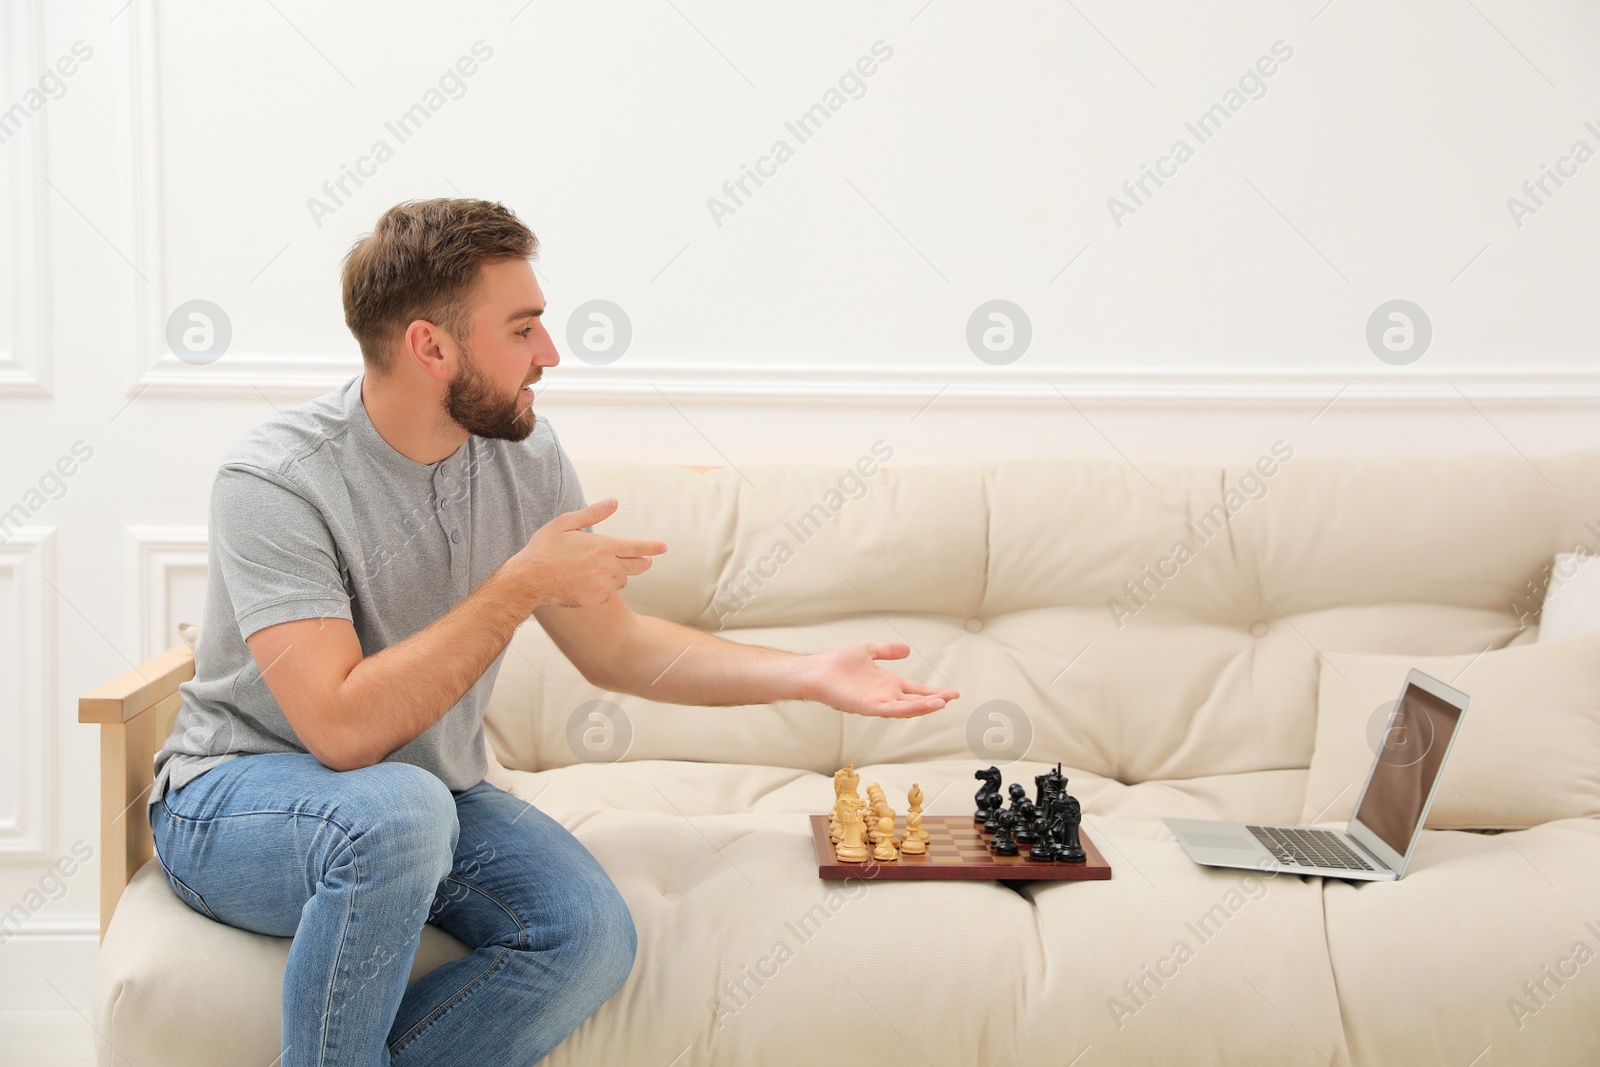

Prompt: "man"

[149,197,959,1067]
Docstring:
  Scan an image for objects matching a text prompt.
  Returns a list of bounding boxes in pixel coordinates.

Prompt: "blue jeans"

[151,752,637,1067]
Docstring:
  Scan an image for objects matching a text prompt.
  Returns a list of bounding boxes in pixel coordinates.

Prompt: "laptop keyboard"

[1246,825,1375,871]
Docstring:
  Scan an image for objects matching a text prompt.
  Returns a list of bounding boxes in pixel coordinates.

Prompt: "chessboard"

[810,814,1113,882]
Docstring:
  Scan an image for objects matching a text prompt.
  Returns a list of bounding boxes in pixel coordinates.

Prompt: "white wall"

[1,0,1597,1013]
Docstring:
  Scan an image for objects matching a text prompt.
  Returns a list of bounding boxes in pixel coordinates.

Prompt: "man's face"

[441,257,557,441]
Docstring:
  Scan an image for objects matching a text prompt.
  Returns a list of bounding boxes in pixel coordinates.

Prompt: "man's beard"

[444,346,535,442]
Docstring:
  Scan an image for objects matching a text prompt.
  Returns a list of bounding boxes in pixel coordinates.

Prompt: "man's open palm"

[805,641,958,718]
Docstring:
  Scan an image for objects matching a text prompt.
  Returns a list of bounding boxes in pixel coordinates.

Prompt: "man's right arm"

[245,496,663,772]
[246,564,537,772]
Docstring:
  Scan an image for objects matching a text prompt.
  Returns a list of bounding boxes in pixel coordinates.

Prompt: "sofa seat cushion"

[1323,817,1600,1066]
[95,783,1600,1066]
[93,859,474,1067]
[538,806,1350,1066]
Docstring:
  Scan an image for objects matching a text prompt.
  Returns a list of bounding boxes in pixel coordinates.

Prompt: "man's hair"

[341,198,537,373]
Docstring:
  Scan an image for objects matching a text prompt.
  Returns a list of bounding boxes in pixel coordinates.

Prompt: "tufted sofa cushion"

[485,454,1595,785]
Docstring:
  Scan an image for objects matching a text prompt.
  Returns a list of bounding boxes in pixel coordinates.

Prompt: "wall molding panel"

[0,529,57,861]
[114,0,166,396]
[129,526,208,660]
[0,0,52,398]
[126,359,1600,408]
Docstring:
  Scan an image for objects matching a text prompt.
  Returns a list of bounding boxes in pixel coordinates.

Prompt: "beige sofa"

[82,454,1600,1066]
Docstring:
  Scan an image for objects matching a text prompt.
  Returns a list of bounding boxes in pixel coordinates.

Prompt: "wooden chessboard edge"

[806,814,1113,882]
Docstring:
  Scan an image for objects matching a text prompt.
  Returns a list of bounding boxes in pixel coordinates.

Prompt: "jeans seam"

[315,825,362,1067]
[386,874,528,1056]
[155,855,222,922]
[438,874,532,950]
[389,946,514,1056]
[159,805,361,840]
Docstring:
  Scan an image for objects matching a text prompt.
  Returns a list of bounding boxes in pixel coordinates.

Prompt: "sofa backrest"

[483,451,1600,783]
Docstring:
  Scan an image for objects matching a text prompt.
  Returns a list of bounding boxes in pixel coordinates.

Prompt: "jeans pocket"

[151,803,222,923]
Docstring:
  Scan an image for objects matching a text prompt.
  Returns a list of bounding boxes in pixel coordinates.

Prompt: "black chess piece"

[990,810,1020,855]
[1006,783,1038,844]
[1060,794,1086,863]
[1036,778,1061,831]
[1045,808,1071,862]
[1028,826,1055,862]
[974,766,1002,822]
[982,791,1004,834]
[1044,762,1067,800]
[1006,782,1027,812]
[1031,799,1053,851]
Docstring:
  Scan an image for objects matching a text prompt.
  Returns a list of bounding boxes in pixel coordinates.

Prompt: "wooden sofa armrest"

[78,644,194,940]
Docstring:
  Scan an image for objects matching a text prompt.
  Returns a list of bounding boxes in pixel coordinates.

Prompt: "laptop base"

[1164,818,1398,882]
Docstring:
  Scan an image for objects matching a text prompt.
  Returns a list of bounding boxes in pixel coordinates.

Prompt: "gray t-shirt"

[151,374,589,806]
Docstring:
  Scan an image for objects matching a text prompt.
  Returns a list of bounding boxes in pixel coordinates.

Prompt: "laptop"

[1164,669,1470,881]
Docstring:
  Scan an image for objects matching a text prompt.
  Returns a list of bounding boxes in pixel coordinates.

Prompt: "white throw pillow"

[1300,634,1600,830]
[1539,552,1600,642]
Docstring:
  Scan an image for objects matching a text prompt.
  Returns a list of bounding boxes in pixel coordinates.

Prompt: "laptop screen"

[1352,681,1464,857]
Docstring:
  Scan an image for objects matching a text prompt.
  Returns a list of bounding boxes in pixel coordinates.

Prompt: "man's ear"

[402,318,456,383]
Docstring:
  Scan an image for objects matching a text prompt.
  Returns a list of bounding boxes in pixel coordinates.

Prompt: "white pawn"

[872,815,899,862]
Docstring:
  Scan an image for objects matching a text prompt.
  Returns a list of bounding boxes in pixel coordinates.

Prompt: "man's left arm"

[532,594,958,718]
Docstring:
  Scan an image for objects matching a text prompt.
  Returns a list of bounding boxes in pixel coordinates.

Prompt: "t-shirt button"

[450,531,461,544]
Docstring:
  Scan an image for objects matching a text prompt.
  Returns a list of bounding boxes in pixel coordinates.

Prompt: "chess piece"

[870,783,896,844]
[867,786,898,846]
[1007,782,1038,838]
[1044,806,1076,863]
[905,784,931,845]
[1029,833,1055,862]
[1044,762,1067,803]
[1034,764,1067,843]
[1029,794,1059,861]
[990,810,1021,856]
[1013,801,1038,846]
[982,791,1004,835]
[1059,793,1086,863]
[872,815,899,862]
[831,763,860,842]
[832,806,870,863]
[835,793,866,846]
[835,804,869,863]
[901,810,928,854]
[974,766,1002,822]
[869,786,896,831]
[832,781,862,844]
